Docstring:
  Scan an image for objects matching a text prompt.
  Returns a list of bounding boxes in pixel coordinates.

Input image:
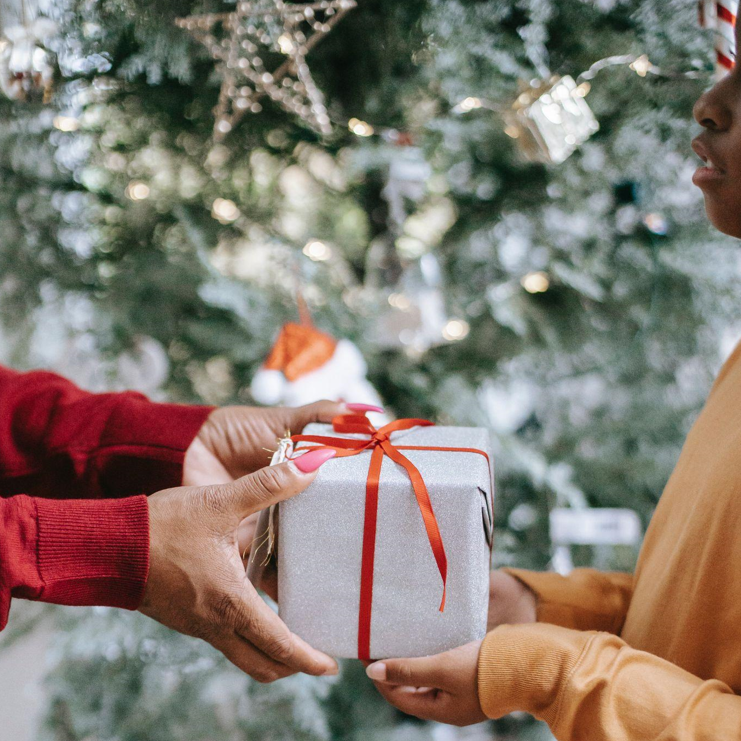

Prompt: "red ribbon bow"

[292,414,491,660]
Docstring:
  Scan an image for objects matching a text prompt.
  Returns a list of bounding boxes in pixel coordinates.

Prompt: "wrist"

[477,623,594,722]
[36,495,150,610]
[512,575,538,621]
[488,570,538,629]
[183,432,232,487]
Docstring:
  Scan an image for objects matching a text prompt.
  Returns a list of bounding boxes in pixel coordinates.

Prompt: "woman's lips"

[692,165,725,186]
[691,138,726,187]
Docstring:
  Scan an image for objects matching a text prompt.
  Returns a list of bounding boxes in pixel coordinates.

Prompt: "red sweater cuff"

[94,398,215,497]
[35,495,149,609]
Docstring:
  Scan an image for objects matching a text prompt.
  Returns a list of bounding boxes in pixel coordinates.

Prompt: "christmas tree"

[1,0,739,738]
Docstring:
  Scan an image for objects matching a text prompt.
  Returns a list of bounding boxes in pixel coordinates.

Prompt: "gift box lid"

[295,422,494,494]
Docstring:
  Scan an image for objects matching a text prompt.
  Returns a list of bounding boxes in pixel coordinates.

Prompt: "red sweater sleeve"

[0,365,214,629]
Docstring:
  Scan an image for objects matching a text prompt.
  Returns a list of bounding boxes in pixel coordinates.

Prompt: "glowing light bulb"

[348,118,374,137]
[303,239,332,261]
[278,33,295,54]
[630,54,651,77]
[212,198,240,223]
[388,293,411,310]
[53,116,79,132]
[521,271,550,294]
[457,96,482,112]
[442,319,470,341]
[126,181,150,201]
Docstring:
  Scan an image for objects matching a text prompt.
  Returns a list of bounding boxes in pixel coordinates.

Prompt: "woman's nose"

[693,79,734,131]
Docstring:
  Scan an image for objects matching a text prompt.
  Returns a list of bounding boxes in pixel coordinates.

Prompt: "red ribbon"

[291,414,492,660]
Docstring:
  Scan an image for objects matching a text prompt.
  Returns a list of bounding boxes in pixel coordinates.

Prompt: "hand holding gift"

[365,570,537,726]
[366,640,486,727]
[182,400,356,486]
[183,399,381,588]
[140,449,340,683]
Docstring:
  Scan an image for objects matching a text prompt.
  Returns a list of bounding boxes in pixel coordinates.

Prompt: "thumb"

[366,655,448,690]
[208,449,336,523]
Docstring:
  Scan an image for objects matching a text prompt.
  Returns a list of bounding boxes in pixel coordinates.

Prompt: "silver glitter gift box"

[276,421,494,660]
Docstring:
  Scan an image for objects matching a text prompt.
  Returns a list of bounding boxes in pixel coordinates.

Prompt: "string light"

[341,52,701,165]
[629,54,652,77]
[521,271,550,294]
[212,198,240,223]
[453,96,482,113]
[53,116,79,132]
[442,319,470,341]
[303,239,332,261]
[126,181,150,201]
[388,292,411,310]
[277,33,295,54]
[348,117,374,136]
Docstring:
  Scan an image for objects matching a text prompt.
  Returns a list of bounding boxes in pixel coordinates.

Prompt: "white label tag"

[549,508,642,546]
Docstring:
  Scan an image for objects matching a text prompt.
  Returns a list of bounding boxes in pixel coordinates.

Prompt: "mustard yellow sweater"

[478,343,741,740]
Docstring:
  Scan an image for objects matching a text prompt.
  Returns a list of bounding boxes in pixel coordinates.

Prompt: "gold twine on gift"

[244,433,292,563]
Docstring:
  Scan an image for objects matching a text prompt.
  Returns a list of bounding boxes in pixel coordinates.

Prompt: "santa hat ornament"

[250,318,387,422]
[699,0,738,75]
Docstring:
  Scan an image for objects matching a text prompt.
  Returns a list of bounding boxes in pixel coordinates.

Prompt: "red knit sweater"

[0,365,213,630]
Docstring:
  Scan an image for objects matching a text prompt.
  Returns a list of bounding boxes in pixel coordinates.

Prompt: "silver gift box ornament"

[504,75,599,165]
[252,419,494,660]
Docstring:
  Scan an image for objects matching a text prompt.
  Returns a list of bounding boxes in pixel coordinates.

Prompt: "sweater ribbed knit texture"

[0,365,213,628]
[35,495,150,607]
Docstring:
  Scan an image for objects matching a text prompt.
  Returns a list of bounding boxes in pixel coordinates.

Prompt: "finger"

[288,400,349,431]
[209,452,335,522]
[373,682,443,719]
[289,399,386,432]
[212,633,297,683]
[237,583,338,677]
[365,655,449,689]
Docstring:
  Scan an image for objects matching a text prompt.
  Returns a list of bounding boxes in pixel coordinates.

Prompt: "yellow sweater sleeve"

[504,568,633,633]
[477,623,741,741]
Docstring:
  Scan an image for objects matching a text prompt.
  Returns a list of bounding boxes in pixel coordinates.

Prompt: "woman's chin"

[704,198,741,239]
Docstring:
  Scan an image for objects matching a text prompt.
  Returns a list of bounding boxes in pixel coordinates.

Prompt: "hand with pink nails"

[141,448,337,684]
[184,400,381,488]
[183,400,383,558]
[147,399,382,683]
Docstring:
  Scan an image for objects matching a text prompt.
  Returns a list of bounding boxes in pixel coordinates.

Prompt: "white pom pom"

[332,339,367,378]
[250,368,287,405]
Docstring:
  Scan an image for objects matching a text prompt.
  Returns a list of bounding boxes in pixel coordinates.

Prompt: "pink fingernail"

[293,448,336,473]
[346,403,384,413]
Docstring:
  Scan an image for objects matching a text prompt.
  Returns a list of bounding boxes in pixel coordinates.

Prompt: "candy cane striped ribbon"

[700,0,738,72]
